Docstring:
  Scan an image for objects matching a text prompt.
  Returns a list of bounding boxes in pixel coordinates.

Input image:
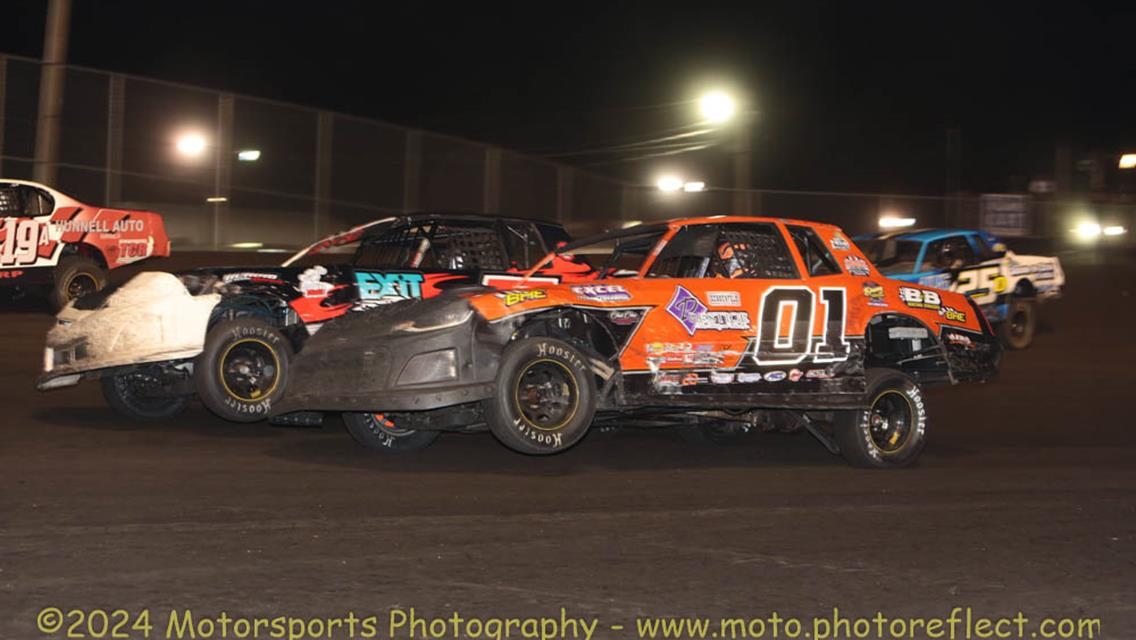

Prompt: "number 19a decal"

[0,219,45,267]
[753,287,849,365]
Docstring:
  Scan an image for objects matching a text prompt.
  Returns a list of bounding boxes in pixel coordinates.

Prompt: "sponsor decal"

[1008,261,1057,279]
[51,219,144,234]
[709,371,735,384]
[764,370,787,382]
[939,306,968,323]
[737,372,763,383]
[355,271,425,302]
[498,289,547,306]
[830,232,851,251]
[862,281,888,307]
[297,266,336,298]
[571,284,631,302]
[889,326,930,340]
[647,342,692,354]
[843,254,872,276]
[0,269,25,278]
[608,309,641,325]
[945,332,975,347]
[666,285,751,335]
[681,373,705,386]
[666,286,708,334]
[706,291,742,307]
[898,286,942,310]
[653,373,682,387]
[805,368,834,379]
[222,271,283,283]
[536,341,585,370]
[789,368,804,382]
[115,238,153,264]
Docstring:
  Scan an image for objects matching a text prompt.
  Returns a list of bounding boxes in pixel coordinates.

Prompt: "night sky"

[6,1,1135,195]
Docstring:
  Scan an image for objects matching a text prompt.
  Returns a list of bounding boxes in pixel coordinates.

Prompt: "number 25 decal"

[0,219,44,267]
[753,286,849,365]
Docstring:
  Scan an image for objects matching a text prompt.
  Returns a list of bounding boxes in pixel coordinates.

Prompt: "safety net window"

[711,224,800,279]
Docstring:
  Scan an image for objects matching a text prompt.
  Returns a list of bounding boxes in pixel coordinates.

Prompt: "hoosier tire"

[834,369,927,468]
[342,413,440,453]
[195,318,292,423]
[100,371,192,421]
[998,297,1036,350]
[485,337,597,455]
[49,256,107,311]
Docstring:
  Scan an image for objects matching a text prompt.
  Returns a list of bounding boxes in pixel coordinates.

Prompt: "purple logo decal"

[666,286,708,336]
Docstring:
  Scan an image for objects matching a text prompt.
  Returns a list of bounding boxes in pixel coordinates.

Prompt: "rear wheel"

[998,297,1035,350]
[195,319,292,422]
[100,370,191,421]
[834,369,927,468]
[485,337,596,455]
[342,413,440,453]
[49,256,107,311]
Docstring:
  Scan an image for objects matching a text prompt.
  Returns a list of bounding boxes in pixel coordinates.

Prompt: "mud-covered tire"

[100,372,192,421]
[834,369,927,468]
[195,318,292,423]
[49,256,107,311]
[485,337,597,455]
[342,412,440,453]
[998,297,1035,350]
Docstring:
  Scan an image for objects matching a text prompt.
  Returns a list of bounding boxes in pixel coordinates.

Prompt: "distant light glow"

[1119,154,1136,169]
[230,242,264,249]
[1073,222,1101,238]
[682,181,706,192]
[237,149,261,162]
[698,91,737,124]
[176,133,207,157]
[621,220,642,229]
[1103,225,1127,236]
[656,176,683,192]
[879,216,916,229]
[206,196,228,203]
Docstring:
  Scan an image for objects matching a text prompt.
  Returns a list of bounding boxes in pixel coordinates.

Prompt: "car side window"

[786,225,841,276]
[0,185,53,217]
[646,225,718,278]
[939,235,976,269]
[710,223,799,279]
[354,223,430,268]
[500,222,545,268]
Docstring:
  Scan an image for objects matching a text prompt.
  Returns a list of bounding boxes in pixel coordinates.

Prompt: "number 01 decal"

[753,286,849,365]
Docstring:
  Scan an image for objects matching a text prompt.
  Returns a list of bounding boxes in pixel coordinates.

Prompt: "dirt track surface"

[2,250,1134,638]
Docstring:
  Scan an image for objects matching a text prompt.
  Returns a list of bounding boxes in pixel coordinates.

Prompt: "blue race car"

[855,229,1063,349]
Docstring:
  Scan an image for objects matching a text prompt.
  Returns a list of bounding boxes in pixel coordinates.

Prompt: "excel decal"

[752,286,849,365]
[354,271,425,303]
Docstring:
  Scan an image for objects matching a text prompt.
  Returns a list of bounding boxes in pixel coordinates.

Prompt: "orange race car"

[274,216,1001,468]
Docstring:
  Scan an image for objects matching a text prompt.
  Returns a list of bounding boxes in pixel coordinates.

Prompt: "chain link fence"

[2,54,1132,249]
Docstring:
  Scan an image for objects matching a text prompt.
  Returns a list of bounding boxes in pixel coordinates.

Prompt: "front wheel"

[100,370,192,420]
[195,319,292,422]
[998,298,1035,350]
[485,337,597,455]
[834,369,927,468]
[342,413,440,453]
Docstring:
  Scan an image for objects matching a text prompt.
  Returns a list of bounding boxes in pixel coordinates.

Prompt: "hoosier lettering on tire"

[195,318,293,423]
[833,368,927,468]
[485,337,597,455]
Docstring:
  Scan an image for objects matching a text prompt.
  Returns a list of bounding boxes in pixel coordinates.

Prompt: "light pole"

[33,0,71,185]
[698,90,752,215]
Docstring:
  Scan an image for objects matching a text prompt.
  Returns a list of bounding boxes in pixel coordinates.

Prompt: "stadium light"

[879,216,916,229]
[1073,221,1101,239]
[656,176,684,192]
[205,196,228,203]
[1119,154,1136,169]
[237,149,261,162]
[176,133,207,157]
[1103,225,1127,236]
[682,181,707,192]
[698,91,736,124]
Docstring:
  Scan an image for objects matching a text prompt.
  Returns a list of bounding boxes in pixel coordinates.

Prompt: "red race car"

[0,180,170,309]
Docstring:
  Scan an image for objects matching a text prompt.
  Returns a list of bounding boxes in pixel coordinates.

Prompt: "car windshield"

[859,239,922,275]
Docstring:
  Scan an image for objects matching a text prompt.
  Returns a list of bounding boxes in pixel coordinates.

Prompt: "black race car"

[38,213,587,422]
